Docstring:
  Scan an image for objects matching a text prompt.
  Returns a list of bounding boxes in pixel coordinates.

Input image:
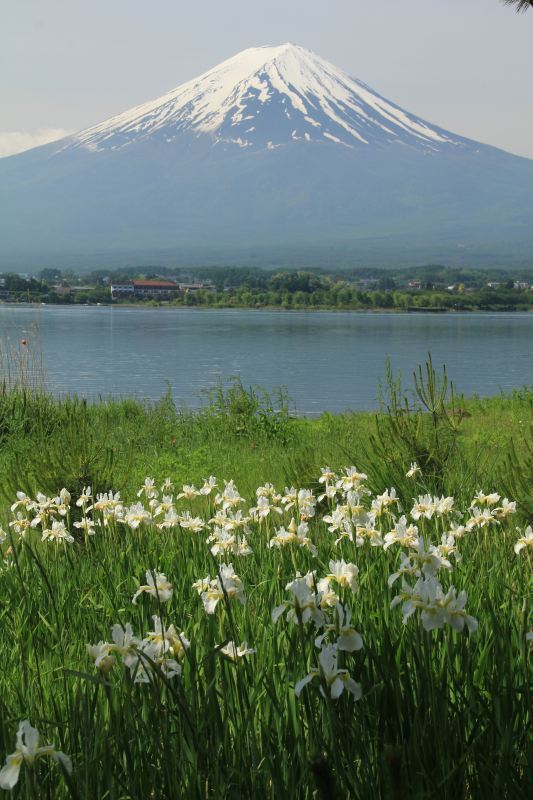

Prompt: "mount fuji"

[1,43,532,269]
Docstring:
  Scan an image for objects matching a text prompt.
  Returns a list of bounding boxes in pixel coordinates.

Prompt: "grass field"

[0,365,531,798]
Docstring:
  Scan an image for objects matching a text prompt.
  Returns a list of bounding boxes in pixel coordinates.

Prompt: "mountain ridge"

[1,43,532,270]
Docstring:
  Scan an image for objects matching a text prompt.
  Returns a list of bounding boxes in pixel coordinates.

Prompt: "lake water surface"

[0,305,531,414]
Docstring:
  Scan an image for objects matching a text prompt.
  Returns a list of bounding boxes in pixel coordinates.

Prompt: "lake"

[0,305,531,415]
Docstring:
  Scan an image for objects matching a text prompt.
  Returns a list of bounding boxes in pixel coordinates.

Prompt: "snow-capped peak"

[66,43,464,153]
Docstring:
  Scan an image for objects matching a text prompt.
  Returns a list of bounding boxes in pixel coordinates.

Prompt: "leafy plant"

[364,356,471,497]
[498,396,533,520]
[203,378,294,445]
[2,398,121,502]
[502,0,532,13]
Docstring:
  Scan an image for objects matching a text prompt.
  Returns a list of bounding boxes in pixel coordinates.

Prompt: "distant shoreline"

[1,301,532,315]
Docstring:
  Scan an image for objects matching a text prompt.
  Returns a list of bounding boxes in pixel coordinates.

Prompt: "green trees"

[37,268,62,283]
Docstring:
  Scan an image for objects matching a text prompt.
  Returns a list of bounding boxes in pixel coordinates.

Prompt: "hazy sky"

[2,0,532,158]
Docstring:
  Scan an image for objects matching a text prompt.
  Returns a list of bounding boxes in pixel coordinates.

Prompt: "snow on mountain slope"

[63,43,465,153]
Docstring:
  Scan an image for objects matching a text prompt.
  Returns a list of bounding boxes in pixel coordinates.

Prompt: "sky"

[1,0,532,159]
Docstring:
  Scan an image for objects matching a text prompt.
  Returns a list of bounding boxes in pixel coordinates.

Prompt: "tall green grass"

[0,366,531,798]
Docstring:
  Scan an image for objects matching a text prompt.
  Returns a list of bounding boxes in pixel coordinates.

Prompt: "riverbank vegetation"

[1,264,532,311]
[171,283,533,312]
[0,365,531,798]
